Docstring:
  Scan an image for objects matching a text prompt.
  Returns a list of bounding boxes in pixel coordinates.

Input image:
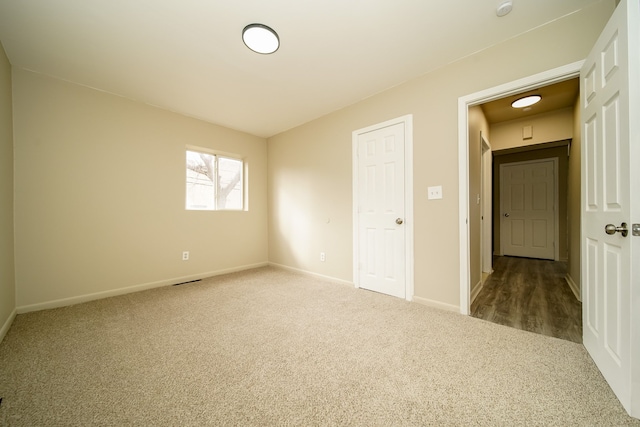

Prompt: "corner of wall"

[565,274,581,302]
[0,309,17,343]
[0,40,17,343]
[567,95,582,296]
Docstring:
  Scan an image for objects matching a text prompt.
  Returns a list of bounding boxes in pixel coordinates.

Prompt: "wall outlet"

[182,251,189,261]
[320,252,326,262]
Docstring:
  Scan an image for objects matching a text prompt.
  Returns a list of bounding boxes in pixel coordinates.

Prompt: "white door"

[500,159,556,260]
[581,0,639,417]
[355,122,406,298]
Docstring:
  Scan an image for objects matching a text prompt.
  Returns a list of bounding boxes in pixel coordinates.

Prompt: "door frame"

[457,61,582,315]
[352,114,414,301]
[499,158,560,261]
[480,133,492,275]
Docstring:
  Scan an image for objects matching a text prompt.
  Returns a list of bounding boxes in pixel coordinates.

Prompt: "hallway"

[471,256,582,343]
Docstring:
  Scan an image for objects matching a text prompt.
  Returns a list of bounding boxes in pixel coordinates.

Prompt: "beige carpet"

[0,267,637,426]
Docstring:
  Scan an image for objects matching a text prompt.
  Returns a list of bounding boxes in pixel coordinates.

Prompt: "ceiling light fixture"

[511,95,541,108]
[242,23,279,54]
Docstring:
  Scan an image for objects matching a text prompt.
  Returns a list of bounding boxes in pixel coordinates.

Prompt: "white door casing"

[581,0,638,417]
[481,134,492,274]
[500,159,558,261]
[353,115,414,300]
[458,61,583,316]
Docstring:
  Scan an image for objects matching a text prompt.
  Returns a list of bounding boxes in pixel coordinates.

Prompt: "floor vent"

[173,279,201,286]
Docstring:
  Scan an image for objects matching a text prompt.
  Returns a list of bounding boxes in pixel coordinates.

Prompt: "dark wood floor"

[471,256,582,343]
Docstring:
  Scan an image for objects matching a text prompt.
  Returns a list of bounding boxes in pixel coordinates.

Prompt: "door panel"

[584,238,598,335]
[603,243,622,363]
[357,122,405,298]
[581,0,638,416]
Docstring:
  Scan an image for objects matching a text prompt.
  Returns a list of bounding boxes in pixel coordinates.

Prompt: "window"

[186,149,243,210]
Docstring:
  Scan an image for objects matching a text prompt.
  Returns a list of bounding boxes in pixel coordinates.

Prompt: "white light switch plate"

[428,186,443,200]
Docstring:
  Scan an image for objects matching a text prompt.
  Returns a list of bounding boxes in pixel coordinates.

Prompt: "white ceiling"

[0,0,603,138]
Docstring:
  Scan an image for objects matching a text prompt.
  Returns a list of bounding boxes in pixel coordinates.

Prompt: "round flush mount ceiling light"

[496,0,513,17]
[242,23,279,54]
[511,95,541,108]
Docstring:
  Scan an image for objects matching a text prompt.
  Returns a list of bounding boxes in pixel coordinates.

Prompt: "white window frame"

[185,146,245,211]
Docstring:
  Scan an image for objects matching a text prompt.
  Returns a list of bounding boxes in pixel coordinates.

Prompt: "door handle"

[504,213,510,218]
[605,222,628,237]
[396,218,404,225]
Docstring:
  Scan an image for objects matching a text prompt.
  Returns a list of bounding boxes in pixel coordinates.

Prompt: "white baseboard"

[470,280,484,305]
[412,296,460,313]
[565,274,581,302]
[16,262,269,314]
[1,308,17,344]
[268,262,354,287]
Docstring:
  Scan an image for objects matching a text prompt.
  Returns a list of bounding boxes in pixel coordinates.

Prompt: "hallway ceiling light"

[511,95,541,108]
[242,23,279,54]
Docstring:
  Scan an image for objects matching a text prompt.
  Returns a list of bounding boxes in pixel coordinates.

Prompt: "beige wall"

[490,107,574,151]
[13,70,268,309]
[0,42,15,336]
[468,106,490,293]
[267,1,613,309]
[568,98,582,295]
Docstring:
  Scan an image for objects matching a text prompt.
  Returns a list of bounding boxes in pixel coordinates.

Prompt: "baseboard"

[16,262,269,314]
[565,274,581,302]
[412,296,460,313]
[268,262,354,287]
[0,308,17,344]
[470,280,484,305]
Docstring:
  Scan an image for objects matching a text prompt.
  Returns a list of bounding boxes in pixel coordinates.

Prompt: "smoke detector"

[496,0,513,17]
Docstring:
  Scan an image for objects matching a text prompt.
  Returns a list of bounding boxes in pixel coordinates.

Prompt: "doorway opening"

[458,62,583,341]
[474,138,579,341]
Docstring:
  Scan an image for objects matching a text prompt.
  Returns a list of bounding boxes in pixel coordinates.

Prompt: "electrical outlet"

[320,252,326,262]
[182,251,189,261]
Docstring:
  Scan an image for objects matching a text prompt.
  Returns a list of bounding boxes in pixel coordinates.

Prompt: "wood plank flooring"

[471,256,582,343]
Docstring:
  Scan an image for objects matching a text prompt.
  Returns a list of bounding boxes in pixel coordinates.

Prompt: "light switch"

[428,185,443,200]
[523,125,533,140]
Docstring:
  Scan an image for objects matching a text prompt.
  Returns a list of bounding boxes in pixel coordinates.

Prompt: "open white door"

[581,0,639,417]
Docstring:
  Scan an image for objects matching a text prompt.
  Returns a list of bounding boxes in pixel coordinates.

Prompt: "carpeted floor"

[0,267,638,426]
